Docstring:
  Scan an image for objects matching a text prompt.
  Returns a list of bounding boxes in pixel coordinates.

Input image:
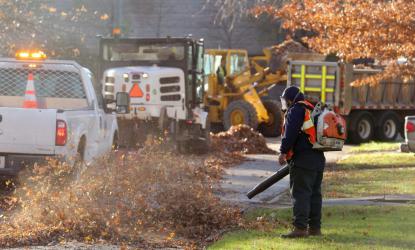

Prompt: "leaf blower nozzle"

[246,164,290,199]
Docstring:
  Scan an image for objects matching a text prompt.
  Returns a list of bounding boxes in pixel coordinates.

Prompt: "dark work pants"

[289,165,323,230]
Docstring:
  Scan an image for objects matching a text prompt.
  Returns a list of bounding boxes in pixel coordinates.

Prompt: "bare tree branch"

[205,0,284,33]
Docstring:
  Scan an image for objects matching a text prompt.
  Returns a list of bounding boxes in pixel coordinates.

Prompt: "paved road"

[220,137,352,205]
[220,154,288,204]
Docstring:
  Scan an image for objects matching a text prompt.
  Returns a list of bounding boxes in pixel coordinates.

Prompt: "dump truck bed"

[349,68,415,110]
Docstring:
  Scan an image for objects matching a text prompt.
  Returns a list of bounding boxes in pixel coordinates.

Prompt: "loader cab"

[98,37,205,111]
[204,49,250,101]
[204,50,249,81]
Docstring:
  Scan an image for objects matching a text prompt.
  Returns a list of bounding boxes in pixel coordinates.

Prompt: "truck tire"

[375,111,401,141]
[172,121,189,154]
[177,124,211,155]
[197,119,212,154]
[177,141,189,154]
[112,131,119,150]
[259,100,283,137]
[117,119,139,148]
[73,137,87,178]
[348,111,375,144]
[224,100,258,130]
[75,137,86,164]
[158,107,169,132]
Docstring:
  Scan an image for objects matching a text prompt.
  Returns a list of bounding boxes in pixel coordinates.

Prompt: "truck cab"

[99,37,209,151]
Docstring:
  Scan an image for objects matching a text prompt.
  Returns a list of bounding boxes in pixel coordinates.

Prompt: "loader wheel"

[224,100,258,130]
[348,111,375,144]
[259,100,283,137]
[375,111,401,141]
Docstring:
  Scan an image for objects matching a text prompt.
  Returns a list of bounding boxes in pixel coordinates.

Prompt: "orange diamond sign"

[129,84,144,98]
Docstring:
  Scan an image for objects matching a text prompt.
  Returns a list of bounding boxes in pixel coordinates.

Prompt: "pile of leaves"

[211,125,276,154]
[268,39,312,73]
[0,143,241,248]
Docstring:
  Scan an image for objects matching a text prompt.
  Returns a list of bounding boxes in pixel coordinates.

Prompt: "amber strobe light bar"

[15,50,47,60]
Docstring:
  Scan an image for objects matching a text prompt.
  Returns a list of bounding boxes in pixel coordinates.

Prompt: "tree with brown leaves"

[254,0,415,83]
[0,1,108,63]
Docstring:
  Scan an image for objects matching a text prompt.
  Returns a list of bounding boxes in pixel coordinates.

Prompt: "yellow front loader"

[204,49,286,136]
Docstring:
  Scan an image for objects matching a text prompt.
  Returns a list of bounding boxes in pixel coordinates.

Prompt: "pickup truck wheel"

[224,100,258,130]
[73,138,86,178]
[375,112,400,141]
[112,132,119,151]
[348,111,375,144]
[259,100,282,137]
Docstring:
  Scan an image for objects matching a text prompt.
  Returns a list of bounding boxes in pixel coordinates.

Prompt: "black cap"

[281,86,304,103]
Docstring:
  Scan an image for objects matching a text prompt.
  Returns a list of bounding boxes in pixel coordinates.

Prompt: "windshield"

[103,42,185,62]
[229,53,248,75]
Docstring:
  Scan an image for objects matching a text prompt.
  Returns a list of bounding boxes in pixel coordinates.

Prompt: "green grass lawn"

[209,205,415,250]
[350,142,401,153]
[323,152,415,198]
[336,153,415,170]
[324,168,415,198]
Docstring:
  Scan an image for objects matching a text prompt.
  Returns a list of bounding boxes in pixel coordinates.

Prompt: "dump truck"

[287,60,415,143]
[99,37,210,152]
[204,49,287,136]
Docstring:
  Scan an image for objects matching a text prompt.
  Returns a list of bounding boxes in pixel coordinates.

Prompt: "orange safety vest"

[281,100,317,160]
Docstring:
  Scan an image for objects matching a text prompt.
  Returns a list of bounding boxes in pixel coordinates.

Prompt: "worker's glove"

[278,153,287,166]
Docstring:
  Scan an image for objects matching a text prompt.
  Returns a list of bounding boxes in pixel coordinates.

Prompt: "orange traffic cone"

[23,72,38,109]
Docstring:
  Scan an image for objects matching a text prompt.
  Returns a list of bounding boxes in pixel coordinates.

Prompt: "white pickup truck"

[0,56,118,175]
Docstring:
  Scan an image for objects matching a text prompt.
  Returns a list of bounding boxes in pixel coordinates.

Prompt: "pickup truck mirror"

[116,92,130,114]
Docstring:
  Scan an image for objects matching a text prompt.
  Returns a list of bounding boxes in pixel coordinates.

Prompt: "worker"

[278,86,325,238]
[216,57,227,85]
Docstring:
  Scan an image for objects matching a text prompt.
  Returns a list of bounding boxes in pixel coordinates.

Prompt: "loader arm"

[227,71,270,123]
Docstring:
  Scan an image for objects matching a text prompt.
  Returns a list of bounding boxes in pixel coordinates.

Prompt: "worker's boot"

[308,228,322,237]
[281,228,308,238]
